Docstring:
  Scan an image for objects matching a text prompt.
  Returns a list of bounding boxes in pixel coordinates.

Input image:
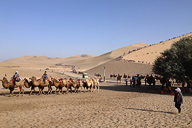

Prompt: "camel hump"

[45,80,49,83]
[15,81,21,86]
[63,80,67,85]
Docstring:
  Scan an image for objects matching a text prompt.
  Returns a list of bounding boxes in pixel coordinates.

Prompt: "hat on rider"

[175,87,181,92]
[15,71,18,74]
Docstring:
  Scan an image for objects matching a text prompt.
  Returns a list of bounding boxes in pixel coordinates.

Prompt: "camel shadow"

[0,91,33,96]
[100,84,192,96]
[100,84,166,95]
[126,108,177,114]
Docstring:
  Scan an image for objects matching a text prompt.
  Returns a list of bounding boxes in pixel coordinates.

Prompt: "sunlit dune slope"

[122,32,192,64]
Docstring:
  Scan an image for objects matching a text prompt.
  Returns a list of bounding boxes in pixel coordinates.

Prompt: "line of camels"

[0,76,100,97]
[110,73,168,87]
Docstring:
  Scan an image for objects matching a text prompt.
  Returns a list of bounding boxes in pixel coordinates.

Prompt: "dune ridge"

[122,32,192,65]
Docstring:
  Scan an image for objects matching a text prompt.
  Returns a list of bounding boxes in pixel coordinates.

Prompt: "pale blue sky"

[0,0,192,61]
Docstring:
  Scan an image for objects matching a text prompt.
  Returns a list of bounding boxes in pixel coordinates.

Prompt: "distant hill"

[4,54,95,65]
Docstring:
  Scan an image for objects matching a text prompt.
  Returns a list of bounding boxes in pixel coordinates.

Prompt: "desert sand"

[1,33,192,127]
[0,82,192,128]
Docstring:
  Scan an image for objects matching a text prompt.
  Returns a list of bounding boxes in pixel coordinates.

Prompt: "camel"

[117,75,122,84]
[95,73,101,77]
[76,79,84,92]
[83,79,93,92]
[92,78,100,92]
[38,77,49,94]
[69,78,80,93]
[65,79,73,94]
[24,78,36,95]
[110,73,117,79]
[123,74,127,78]
[52,78,60,94]
[30,76,49,95]
[0,77,24,96]
[145,75,155,87]
[24,78,46,95]
[51,78,68,94]
[47,77,54,94]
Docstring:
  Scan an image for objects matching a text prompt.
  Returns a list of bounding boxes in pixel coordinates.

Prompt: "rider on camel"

[13,71,20,87]
[42,71,48,84]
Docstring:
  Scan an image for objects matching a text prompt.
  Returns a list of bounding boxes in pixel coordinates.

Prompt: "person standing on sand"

[174,87,183,113]
[125,78,128,86]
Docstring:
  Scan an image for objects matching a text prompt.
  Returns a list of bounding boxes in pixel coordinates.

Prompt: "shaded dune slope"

[86,59,153,78]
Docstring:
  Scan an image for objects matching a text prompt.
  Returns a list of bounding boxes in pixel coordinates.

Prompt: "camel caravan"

[0,72,100,97]
[110,73,180,92]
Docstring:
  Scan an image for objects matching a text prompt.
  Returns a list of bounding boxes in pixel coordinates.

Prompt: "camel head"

[24,78,29,82]
[30,76,36,80]
[2,77,8,82]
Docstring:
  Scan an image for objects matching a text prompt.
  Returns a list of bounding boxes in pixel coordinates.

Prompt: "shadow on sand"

[126,107,177,114]
[100,83,192,96]
[100,84,166,95]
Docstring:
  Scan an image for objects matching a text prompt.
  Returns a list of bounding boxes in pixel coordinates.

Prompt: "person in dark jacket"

[42,71,48,84]
[174,87,183,113]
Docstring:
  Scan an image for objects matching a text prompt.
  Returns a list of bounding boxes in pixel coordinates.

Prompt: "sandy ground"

[0,80,192,128]
[1,33,192,128]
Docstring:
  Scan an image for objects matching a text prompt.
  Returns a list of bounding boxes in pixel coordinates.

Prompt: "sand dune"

[122,32,192,64]
[73,43,149,71]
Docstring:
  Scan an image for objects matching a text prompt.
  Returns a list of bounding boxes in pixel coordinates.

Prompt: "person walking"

[174,87,183,113]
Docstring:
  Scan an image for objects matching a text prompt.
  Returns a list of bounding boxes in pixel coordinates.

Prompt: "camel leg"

[70,87,73,93]
[98,85,99,92]
[38,88,42,95]
[55,88,58,94]
[18,88,21,97]
[10,90,15,96]
[47,88,49,94]
[30,89,33,95]
[9,90,12,97]
[50,87,52,94]
[91,86,94,92]
[49,87,52,94]
[42,89,45,95]
[58,89,60,95]
[22,88,24,96]
[61,89,64,94]
[47,86,51,94]
[95,84,97,90]
[66,88,69,94]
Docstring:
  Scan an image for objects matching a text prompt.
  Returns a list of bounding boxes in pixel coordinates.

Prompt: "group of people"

[12,71,48,87]
[125,76,142,87]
